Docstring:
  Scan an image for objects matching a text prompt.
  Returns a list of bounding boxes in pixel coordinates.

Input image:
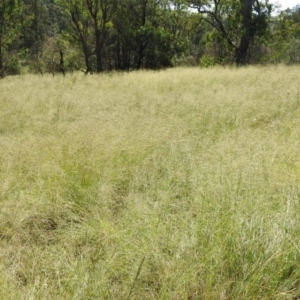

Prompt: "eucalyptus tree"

[58,0,118,73]
[0,0,22,77]
[21,0,52,73]
[284,4,300,37]
[265,8,300,64]
[113,0,175,70]
[188,0,273,65]
[163,1,202,65]
[115,0,159,69]
[86,0,118,72]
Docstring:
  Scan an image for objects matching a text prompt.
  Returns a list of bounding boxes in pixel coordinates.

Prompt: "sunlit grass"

[1,66,300,299]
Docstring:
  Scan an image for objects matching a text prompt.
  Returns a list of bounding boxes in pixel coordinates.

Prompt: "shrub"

[199,54,216,68]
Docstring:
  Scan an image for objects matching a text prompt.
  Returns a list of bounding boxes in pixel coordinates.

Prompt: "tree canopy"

[0,0,300,76]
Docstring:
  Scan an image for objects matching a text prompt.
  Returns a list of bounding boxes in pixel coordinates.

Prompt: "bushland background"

[1,0,300,77]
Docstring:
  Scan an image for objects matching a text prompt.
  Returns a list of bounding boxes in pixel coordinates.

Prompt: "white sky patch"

[269,0,300,10]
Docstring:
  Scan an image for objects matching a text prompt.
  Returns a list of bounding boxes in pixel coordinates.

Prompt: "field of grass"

[1,66,300,299]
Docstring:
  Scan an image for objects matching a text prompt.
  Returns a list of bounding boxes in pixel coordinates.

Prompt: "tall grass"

[1,66,300,299]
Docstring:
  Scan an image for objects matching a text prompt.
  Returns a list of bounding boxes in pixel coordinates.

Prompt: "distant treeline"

[1,0,300,77]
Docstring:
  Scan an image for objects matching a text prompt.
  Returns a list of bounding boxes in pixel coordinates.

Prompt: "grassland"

[1,66,300,299]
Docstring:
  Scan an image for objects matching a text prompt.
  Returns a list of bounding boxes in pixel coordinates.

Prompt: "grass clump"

[1,66,300,299]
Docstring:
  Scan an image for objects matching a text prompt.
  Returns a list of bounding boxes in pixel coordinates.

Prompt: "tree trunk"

[96,51,103,72]
[235,37,250,65]
[0,35,3,78]
[95,29,105,73]
[136,47,143,69]
[235,0,253,65]
[83,48,92,74]
[115,38,121,70]
[80,35,92,74]
[84,57,92,74]
[60,50,65,75]
[136,43,147,69]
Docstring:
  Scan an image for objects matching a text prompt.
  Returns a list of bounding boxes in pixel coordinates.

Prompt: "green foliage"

[286,38,300,64]
[2,0,300,76]
[4,52,21,74]
[263,12,300,64]
[199,54,216,67]
[188,0,274,64]
[0,0,23,76]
